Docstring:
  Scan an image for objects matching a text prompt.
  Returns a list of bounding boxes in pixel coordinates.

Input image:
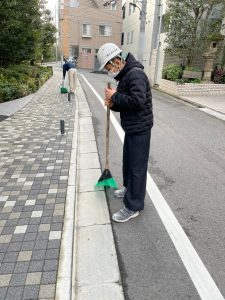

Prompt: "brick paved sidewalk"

[0,66,76,299]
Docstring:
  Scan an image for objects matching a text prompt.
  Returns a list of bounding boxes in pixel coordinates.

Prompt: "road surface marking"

[81,74,225,300]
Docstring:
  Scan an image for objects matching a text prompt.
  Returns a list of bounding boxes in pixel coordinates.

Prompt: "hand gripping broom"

[95,82,118,189]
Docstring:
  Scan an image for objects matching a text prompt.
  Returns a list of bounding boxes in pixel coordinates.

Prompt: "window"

[71,45,79,57]
[82,24,91,37]
[82,48,91,54]
[99,25,112,36]
[126,32,130,44]
[132,0,136,13]
[129,0,136,15]
[122,5,126,19]
[121,32,124,45]
[111,1,117,10]
[129,3,132,15]
[130,31,134,44]
[70,0,79,8]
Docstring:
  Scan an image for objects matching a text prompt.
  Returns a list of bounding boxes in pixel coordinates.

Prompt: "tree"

[164,0,225,67]
[0,0,41,66]
[39,8,57,61]
[0,0,56,66]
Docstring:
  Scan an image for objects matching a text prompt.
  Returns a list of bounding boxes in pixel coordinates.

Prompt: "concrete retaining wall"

[159,79,225,96]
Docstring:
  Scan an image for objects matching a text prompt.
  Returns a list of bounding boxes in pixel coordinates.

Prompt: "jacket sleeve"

[110,103,123,112]
[111,69,147,111]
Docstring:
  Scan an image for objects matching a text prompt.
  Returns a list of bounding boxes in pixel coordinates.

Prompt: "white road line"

[81,74,225,300]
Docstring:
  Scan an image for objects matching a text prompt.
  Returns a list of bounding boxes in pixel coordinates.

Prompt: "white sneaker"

[114,186,127,198]
[112,207,139,223]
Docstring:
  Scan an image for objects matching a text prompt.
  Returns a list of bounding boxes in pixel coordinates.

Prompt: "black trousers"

[123,131,151,211]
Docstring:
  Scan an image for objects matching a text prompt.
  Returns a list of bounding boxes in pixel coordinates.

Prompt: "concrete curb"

[0,93,36,117]
[74,81,125,300]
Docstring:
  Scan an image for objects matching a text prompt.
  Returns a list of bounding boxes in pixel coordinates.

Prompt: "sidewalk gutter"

[56,80,125,300]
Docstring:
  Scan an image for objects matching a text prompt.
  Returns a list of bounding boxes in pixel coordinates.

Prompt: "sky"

[46,0,58,20]
[46,0,58,12]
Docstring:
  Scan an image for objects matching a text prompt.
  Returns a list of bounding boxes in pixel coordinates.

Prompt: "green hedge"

[0,64,53,102]
[162,64,204,83]
[162,64,183,81]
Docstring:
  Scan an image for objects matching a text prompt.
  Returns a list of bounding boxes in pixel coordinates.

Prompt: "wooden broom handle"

[105,82,111,169]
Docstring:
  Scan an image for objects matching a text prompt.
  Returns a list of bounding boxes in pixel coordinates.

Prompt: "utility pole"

[138,0,147,63]
[154,0,163,85]
[130,1,147,63]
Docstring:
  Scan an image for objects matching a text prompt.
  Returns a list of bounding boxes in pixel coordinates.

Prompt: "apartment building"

[59,0,123,70]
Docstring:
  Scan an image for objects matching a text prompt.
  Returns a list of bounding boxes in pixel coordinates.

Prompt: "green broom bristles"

[60,87,68,93]
[95,169,118,189]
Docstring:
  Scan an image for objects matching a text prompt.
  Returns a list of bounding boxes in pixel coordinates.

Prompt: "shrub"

[162,64,183,81]
[0,82,20,101]
[188,78,201,83]
[17,84,30,97]
[213,67,225,84]
[175,78,186,84]
[175,78,202,84]
[27,78,37,92]
[0,63,52,102]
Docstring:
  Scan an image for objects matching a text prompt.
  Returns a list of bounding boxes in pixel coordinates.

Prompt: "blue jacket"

[63,62,76,79]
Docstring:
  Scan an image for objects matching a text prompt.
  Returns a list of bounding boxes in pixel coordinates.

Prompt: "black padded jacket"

[111,53,153,134]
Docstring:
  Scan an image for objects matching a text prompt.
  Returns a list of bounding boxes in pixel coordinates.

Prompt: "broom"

[95,82,118,189]
[60,79,68,93]
[60,87,68,93]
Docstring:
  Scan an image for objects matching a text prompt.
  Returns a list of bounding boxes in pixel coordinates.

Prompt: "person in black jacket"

[97,43,153,223]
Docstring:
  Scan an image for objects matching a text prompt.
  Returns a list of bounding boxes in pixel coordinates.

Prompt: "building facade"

[122,0,225,86]
[121,0,164,84]
[59,0,123,70]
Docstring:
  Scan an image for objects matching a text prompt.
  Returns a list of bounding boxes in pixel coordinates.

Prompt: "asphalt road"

[79,70,225,300]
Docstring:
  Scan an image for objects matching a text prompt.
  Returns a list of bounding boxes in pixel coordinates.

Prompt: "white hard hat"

[97,43,122,70]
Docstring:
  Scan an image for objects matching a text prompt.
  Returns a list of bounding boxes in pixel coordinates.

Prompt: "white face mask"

[108,70,120,78]
[107,58,122,78]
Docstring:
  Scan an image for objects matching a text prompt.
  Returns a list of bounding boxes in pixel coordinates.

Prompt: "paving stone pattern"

[0,67,75,299]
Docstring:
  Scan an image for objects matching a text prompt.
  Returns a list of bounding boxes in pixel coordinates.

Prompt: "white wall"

[121,1,163,80]
[148,0,168,85]
[121,1,140,57]
[143,1,157,76]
